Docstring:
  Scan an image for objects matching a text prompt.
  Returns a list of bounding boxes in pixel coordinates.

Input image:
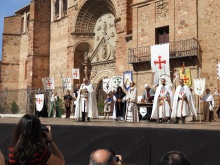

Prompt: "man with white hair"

[75,78,98,122]
[142,84,155,120]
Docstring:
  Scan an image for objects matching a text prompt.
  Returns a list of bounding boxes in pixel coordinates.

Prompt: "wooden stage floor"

[0,116,220,131]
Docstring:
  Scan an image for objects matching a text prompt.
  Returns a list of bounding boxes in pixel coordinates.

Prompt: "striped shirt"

[9,144,51,165]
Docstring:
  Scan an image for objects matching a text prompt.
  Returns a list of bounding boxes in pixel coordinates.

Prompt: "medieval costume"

[49,92,61,118]
[64,91,72,118]
[151,84,173,123]
[201,89,214,122]
[103,94,112,119]
[73,85,80,114]
[125,86,139,123]
[75,81,98,122]
[113,86,126,121]
[142,84,155,120]
[171,83,196,124]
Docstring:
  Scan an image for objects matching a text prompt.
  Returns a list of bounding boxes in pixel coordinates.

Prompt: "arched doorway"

[73,42,92,86]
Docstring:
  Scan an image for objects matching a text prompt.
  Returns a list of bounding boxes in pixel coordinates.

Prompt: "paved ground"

[0,114,220,130]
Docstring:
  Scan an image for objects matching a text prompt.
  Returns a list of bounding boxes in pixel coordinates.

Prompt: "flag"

[193,78,205,96]
[42,77,55,90]
[111,76,123,92]
[123,71,133,91]
[179,68,192,87]
[72,68,80,79]
[35,94,44,111]
[151,43,170,72]
[151,43,171,85]
[103,78,112,94]
[62,77,72,91]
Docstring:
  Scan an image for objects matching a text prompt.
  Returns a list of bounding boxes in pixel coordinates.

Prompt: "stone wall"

[50,17,69,87]
[1,16,21,90]
[198,0,220,94]
[27,0,51,88]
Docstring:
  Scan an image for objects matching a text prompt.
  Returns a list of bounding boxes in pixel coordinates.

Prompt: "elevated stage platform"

[0,117,220,165]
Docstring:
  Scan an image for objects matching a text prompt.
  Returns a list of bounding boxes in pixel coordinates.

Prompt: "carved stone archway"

[73,0,117,88]
[74,0,116,34]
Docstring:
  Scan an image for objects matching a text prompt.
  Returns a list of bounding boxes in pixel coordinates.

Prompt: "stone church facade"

[1,0,220,113]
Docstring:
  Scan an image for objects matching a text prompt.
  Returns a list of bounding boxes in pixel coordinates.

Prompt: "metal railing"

[0,84,106,116]
[128,38,199,63]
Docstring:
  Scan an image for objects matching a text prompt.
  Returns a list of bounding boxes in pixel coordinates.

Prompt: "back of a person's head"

[89,149,114,165]
[11,114,44,159]
[159,151,190,165]
[0,150,5,165]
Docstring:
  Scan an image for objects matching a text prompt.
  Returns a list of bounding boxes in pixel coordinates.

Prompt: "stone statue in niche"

[103,21,107,35]
[102,39,108,59]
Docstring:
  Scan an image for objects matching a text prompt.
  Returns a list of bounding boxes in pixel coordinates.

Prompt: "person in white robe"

[75,78,98,122]
[201,88,214,122]
[151,78,173,123]
[125,81,139,123]
[171,79,197,124]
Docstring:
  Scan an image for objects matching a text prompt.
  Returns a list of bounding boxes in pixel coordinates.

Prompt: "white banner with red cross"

[42,77,55,90]
[72,68,80,79]
[151,43,171,86]
[151,43,170,72]
[35,94,44,111]
[62,77,72,91]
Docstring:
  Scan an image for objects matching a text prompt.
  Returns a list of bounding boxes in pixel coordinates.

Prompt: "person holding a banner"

[64,90,73,118]
[49,92,61,118]
[125,81,139,123]
[151,78,173,124]
[73,84,80,111]
[201,89,214,122]
[103,94,112,119]
[113,86,126,121]
[171,79,196,124]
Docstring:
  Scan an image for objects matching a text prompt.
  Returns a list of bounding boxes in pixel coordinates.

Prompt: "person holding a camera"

[8,114,65,165]
[89,148,124,165]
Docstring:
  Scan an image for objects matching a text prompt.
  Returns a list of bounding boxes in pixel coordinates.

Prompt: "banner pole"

[198,68,201,123]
